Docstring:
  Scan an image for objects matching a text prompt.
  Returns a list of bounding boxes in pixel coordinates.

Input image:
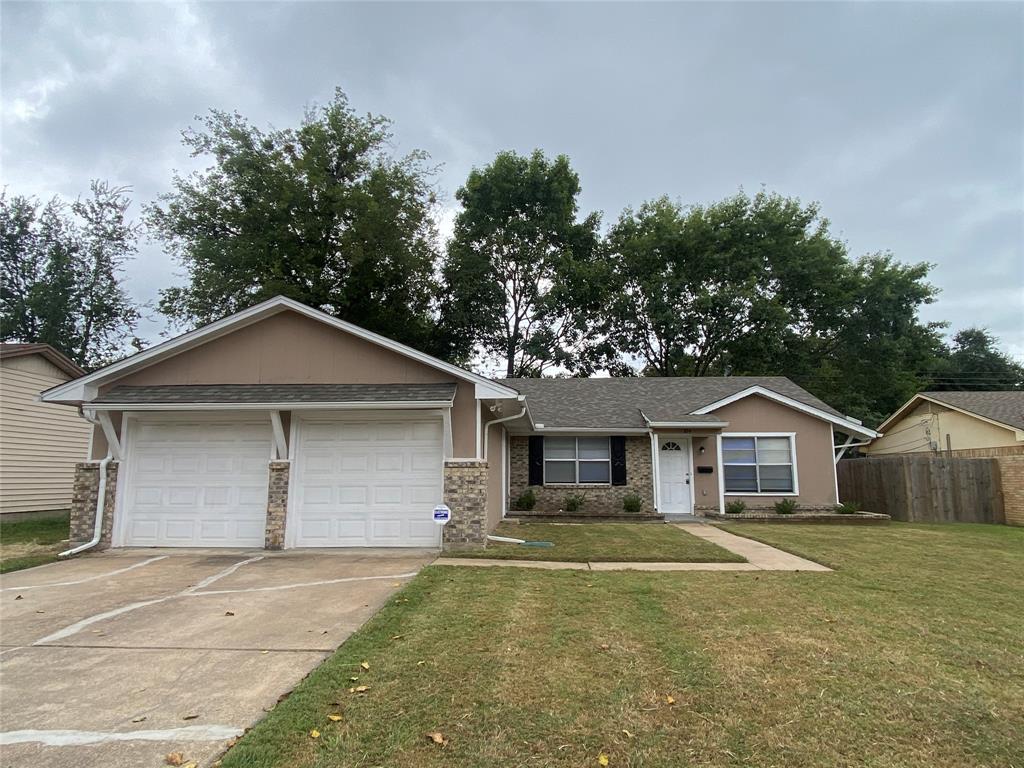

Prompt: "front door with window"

[658,438,692,514]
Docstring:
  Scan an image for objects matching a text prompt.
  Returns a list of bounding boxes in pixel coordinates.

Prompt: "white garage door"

[292,415,443,547]
[122,419,271,547]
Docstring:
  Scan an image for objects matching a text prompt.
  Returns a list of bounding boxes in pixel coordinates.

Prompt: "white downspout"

[482,407,527,461]
[59,410,111,558]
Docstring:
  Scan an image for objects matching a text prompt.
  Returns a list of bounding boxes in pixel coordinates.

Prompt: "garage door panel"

[123,420,271,547]
[293,416,442,548]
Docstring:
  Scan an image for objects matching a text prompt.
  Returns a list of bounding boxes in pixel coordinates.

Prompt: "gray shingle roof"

[921,391,1024,431]
[499,376,844,429]
[94,383,457,405]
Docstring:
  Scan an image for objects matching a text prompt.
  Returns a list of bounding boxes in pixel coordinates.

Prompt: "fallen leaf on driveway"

[310,729,320,738]
[131,716,147,723]
[165,753,184,766]
[360,661,370,671]
[426,731,446,745]
[328,714,342,722]
[225,611,235,616]
[14,595,22,600]
[183,714,199,720]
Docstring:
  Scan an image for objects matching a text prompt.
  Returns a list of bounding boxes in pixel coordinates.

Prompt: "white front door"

[121,419,272,547]
[658,438,692,514]
[291,413,443,547]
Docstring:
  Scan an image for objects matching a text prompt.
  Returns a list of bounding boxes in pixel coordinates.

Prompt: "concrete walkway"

[434,523,831,572]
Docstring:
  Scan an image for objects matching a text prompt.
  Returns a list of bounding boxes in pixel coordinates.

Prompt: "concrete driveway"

[0,548,435,767]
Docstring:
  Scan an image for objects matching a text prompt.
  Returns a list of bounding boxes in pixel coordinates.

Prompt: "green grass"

[220,523,1024,768]
[0,513,69,573]
[448,522,746,562]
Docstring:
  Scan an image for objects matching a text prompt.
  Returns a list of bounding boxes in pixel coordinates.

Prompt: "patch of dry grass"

[221,523,1024,768]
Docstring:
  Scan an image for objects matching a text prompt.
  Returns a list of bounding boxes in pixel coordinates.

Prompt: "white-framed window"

[722,434,796,494]
[544,437,611,484]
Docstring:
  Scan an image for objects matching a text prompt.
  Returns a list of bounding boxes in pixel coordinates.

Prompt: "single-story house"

[1,343,91,516]
[864,391,1024,456]
[40,296,876,550]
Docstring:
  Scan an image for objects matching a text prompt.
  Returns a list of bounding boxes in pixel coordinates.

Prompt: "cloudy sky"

[3,1,1022,355]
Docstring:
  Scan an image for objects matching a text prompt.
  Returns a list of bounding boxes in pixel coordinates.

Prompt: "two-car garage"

[119,413,444,549]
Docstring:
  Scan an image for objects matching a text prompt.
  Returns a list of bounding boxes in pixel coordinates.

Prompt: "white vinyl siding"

[543,437,611,484]
[722,435,796,494]
[0,357,91,514]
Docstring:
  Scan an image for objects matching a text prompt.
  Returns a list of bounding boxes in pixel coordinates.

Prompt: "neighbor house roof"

[0,343,85,379]
[91,383,458,409]
[910,391,1024,432]
[499,376,875,437]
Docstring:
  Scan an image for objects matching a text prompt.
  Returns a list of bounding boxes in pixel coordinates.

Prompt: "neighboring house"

[1,343,90,516]
[39,296,876,551]
[864,391,1024,456]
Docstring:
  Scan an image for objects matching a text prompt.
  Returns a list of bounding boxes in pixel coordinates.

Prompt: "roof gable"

[41,297,518,404]
[878,391,1024,434]
[0,343,84,379]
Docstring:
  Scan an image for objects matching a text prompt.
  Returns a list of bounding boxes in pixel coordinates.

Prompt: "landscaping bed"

[220,523,1024,768]
[710,510,889,524]
[451,521,746,562]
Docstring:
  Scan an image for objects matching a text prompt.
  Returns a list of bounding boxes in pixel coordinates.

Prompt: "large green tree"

[0,182,141,369]
[605,190,945,425]
[148,89,442,352]
[439,150,606,376]
[928,328,1024,390]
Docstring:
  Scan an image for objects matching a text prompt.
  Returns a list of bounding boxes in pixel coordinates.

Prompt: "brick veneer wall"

[265,461,290,549]
[997,456,1024,527]
[508,436,656,515]
[69,461,119,549]
[443,459,488,550]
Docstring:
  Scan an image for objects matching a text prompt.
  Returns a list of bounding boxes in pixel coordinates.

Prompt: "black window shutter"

[611,436,627,486]
[528,436,544,486]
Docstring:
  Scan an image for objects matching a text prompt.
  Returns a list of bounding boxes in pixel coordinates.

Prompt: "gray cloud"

[3,1,1021,354]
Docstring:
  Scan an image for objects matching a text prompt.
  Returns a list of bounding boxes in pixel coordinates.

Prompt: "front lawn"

[447,521,746,562]
[222,523,1024,768]
[0,513,69,573]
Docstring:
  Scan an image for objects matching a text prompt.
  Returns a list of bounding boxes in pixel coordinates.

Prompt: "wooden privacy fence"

[837,455,1006,524]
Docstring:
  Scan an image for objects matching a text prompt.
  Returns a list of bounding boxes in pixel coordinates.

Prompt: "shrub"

[725,500,747,515]
[622,493,643,514]
[774,498,798,515]
[835,501,861,515]
[564,493,585,512]
[513,489,536,511]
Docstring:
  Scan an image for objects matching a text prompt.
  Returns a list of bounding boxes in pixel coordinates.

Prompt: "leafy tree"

[605,190,946,426]
[0,183,141,369]
[147,88,442,352]
[439,150,605,376]
[928,328,1024,390]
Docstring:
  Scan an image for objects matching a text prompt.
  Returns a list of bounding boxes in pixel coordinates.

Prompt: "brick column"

[442,459,488,551]
[265,461,291,550]
[69,461,119,550]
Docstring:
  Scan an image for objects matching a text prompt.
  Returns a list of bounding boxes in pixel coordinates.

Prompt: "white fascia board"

[646,421,730,429]
[531,426,650,434]
[692,385,879,439]
[87,400,455,411]
[41,295,520,404]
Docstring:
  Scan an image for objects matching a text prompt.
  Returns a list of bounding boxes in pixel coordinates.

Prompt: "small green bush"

[513,489,536,511]
[835,501,861,515]
[774,498,798,515]
[564,493,585,512]
[622,493,643,514]
[725,500,747,514]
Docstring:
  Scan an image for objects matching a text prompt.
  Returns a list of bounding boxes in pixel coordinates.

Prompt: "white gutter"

[59,410,111,558]
[483,406,527,460]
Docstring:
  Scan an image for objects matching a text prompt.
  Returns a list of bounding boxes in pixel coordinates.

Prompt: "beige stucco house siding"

[1,354,91,514]
[93,310,478,459]
[864,401,1020,456]
[484,415,504,528]
[690,394,838,508]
